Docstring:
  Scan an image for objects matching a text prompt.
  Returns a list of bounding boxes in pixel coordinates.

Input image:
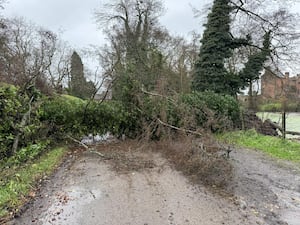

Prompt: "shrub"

[39,95,84,137]
[180,91,241,131]
[0,84,43,159]
[4,141,50,166]
[40,96,137,138]
[139,91,241,139]
[0,85,23,158]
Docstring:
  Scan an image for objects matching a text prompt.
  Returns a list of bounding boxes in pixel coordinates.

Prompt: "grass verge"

[219,129,300,161]
[0,147,67,221]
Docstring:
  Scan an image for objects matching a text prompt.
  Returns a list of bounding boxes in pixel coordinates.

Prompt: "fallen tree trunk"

[267,120,300,136]
[67,135,89,149]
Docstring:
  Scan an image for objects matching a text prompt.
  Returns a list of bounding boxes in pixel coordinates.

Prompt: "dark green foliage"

[0,85,140,161]
[80,101,138,137]
[0,84,42,159]
[4,141,49,166]
[239,32,271,87]
[40,96,139,139]
[140,91,241,135]
[69,51,95,99]
[112,71,140,105]
[192,0,243,95]
[192,0,270,96]
[39,95,83,136]
[0,85,22,158]
[180,91,241,131]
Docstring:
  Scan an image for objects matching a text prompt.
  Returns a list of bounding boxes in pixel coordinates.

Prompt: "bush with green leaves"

[3,141,50,166]
[40,96,138,138]
[0,84,45,160]
[140,91,241,135]
[39,95,84,137]
[80,101,137,136]
[178,91,240,131]
[0,85,22,158]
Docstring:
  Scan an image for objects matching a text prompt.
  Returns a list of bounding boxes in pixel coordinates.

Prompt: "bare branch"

[157,118,202,137]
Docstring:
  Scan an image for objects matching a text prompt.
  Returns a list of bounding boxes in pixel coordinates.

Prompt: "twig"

[89,190,96,199]
[141,88,176,104]
[89,150,106,158]
[67,136,108,158]
[157,118,202,136]
[67,135,89,149]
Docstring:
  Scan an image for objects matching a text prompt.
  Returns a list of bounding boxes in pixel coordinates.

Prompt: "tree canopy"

[69,51,95,99]
[192,0,273,96]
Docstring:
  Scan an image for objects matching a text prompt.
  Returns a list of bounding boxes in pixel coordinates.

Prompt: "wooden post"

[281,74,288,140]
[248,80,254,110]
[282,110,286,139]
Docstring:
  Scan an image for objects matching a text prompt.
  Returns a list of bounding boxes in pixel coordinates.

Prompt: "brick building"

[261,69,300,100]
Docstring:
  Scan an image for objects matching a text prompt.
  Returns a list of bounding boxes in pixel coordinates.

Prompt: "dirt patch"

[149,135,233,188]
[92,140,156,173]
[243,111,278,136]
[91,136,233,188]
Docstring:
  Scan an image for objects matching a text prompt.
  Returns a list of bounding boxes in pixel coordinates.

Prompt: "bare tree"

[94,0,166,102]
[46,39,72,92]
[160,32,200,93]
[0,17,57,93]
[229,0,300,72]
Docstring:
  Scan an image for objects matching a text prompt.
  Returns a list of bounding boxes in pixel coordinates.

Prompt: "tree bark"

[12,97,34,154]
[267,120,300,136]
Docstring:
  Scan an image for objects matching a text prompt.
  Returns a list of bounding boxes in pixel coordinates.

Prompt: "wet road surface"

[9,145,300,225]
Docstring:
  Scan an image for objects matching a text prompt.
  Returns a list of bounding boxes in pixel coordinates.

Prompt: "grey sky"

[2,0,210,49]
[2,0,300,74]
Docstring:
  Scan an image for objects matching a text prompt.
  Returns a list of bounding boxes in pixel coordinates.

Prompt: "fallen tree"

[266,119,300,136]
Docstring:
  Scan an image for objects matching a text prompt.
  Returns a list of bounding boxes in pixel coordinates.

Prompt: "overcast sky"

[2,0,300,74]
[2,0,211,49]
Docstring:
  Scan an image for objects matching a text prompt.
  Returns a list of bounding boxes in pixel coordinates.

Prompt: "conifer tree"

[70,51,95,99]
[192,0,238,95]
[192,0,271,96]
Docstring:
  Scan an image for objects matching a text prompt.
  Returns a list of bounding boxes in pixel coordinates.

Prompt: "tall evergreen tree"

[192,0,271,96]
[192,0,238,95]
[70,51,95,99]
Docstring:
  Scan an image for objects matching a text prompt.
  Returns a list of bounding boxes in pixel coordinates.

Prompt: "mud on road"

[228,147,300,225]
[9,141,300,225]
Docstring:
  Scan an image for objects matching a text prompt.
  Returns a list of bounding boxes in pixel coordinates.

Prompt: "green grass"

[258,102,300,112]
[219,129,300,161]
[259,102,282,112]
[0,147,67,219]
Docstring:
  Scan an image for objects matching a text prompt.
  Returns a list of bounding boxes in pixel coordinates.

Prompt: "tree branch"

[66,135,89,149]
[157,118,202,136]
[141,88,176,104]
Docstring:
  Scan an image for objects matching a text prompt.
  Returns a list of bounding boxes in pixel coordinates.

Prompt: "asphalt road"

[10,142,300,225]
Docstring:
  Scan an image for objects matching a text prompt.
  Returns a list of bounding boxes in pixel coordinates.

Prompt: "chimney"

[285,72,289,79]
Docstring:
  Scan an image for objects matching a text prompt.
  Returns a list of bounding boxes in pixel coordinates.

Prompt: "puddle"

[81,133,113,145]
